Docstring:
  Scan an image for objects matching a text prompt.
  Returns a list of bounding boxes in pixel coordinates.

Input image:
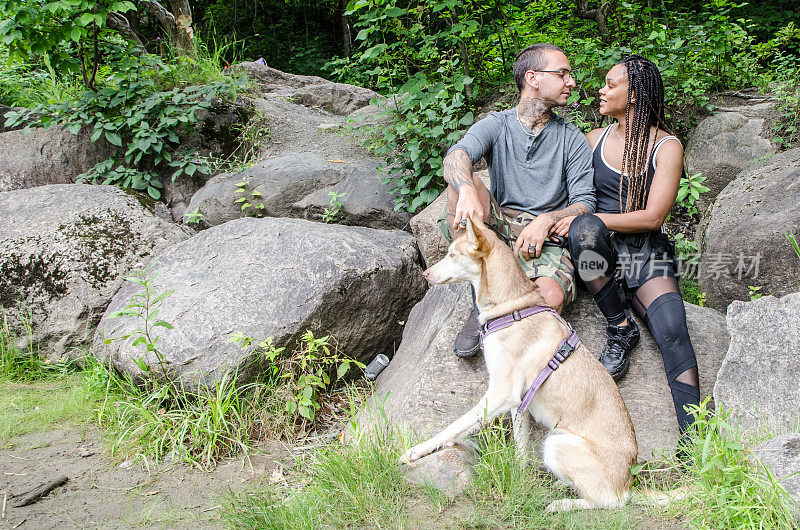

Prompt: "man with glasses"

[441,43,595,358]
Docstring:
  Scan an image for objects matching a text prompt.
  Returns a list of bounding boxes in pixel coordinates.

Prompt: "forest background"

[1,0,798,211]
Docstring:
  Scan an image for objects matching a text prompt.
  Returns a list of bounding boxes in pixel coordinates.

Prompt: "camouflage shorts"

[437,199,577,306]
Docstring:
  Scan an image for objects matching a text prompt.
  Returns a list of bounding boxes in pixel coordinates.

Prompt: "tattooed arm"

[443,148,475,193]
[444,149,488,230]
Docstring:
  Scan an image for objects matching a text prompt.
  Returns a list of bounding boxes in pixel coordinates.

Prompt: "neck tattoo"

[517,97,553,133]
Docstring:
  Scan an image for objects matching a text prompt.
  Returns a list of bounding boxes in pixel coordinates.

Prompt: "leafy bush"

[230,330,363,431]
[367,73,474,212]
[678,399,798,527]
[675,172,711,217]
[5,55,240,199]
[0,0,148,98]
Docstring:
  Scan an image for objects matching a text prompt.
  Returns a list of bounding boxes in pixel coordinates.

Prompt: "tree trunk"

[573,0,615,42]
[167,0,195,55]
[339,0,351,57]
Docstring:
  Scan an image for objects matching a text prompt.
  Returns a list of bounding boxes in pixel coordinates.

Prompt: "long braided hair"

[618,55,667,213]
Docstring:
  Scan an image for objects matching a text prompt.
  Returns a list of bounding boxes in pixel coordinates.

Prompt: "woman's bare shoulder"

[586,127,606,149]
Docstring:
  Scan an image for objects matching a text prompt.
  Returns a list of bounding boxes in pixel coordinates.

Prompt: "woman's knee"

[568,214,608,253]
[645,292,697,382]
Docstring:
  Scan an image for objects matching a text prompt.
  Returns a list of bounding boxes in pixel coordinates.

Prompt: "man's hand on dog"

[452,187,487,232]
[514,213,556,259]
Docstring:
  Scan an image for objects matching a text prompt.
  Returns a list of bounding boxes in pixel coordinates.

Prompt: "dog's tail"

[629,484,691,506]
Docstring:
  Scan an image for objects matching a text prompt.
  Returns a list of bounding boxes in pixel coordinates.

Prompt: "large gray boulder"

[714,293,800,434]
[753,433,800,501]
[231,62,380,116]
[94,217,426,390]
[0,185,191,357]
[366,284,729,461]
[186,152,409,230]
[0,126,113,192]
[685,102,776,212]
[699,147,800,309]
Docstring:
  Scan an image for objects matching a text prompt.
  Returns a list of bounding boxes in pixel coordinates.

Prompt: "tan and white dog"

[399,216,638,512]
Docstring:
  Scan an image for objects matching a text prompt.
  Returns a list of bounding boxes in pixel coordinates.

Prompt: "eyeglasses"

[532,69,578,82]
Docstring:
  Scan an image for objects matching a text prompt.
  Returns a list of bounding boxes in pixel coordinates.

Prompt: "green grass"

[637,398,799,529]
[223,396,800,529]
[223,423,413,529]
[680,277,707,307]
[0,376,94,442]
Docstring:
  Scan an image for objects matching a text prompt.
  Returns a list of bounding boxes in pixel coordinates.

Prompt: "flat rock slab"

[699,147,800,309]
[0,184,191,357]
[94,217,426,390]
[714,292,800,434]
[401,442,477,498]
[753,433,800,500]
[187,152,408,230]
[232,62,381,115]
[685,103,776,212]
[0,126,113,192]
[365,284,729,461]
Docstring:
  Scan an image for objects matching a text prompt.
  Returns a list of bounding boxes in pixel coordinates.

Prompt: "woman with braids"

[551,55,700,437]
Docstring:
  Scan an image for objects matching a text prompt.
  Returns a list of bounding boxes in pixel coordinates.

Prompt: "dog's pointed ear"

[465,216,488,255]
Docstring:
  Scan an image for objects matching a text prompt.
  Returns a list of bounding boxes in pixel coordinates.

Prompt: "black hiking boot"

[599,319,640,381]
[453,307,481,358]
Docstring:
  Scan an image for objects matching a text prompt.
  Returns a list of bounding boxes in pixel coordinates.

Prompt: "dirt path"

[0,428,289,529]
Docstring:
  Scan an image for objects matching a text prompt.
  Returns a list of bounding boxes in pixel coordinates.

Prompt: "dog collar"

[480,305,581,414]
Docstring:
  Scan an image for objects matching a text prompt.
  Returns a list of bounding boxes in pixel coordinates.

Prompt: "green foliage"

[675,172,711,217]
[331,0,762,211]
[184,207,204,225]
[233,177,266,216]
[5,55,238,199]
[680,278,706,307]
[230,330,363,428]
[673,233,699,261]
[786,231,800,260]
[0,309,75,382]
[322,191,345,223]
[677,398,798,527]
[223,416,411,528]
[328,1,487,212]
[370,73,474,212]
[211,109,270,173]
[748,285,763,301]
[105,267,176,380]
[0,0,137,87]
[769,27,800,150]
[91,267,267,467]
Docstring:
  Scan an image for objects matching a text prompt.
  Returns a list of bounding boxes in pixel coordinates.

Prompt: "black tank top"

[593,125,680,214]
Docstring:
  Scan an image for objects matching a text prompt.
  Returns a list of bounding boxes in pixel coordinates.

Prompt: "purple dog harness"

[479,306,581,414]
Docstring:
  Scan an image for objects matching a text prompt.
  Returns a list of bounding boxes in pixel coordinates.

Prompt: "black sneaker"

[600,319,640,381]
[453,307,482,358]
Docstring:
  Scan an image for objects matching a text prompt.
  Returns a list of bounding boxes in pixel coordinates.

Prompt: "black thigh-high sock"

[644,292,700,432]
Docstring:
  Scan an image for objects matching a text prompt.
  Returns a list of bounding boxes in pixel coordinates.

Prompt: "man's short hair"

[513,44,566,92]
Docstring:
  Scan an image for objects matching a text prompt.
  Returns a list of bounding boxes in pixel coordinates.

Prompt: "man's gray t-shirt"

[447,109,595,216]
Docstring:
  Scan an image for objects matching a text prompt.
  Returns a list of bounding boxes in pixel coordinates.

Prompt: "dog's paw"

[398,445,426,465]
[398,448,417,465]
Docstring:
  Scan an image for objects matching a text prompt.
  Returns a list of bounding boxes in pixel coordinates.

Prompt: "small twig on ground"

[2,490,7,519]
[12,518,26,529]
[203,504,222,512]
[12,476,68,507]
